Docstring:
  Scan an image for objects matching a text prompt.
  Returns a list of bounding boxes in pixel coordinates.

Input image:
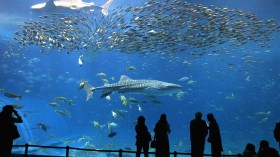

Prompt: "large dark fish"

[81,75,182,101]
[4,92,22,99]
[108,131,117,138]
[30,0,115,16]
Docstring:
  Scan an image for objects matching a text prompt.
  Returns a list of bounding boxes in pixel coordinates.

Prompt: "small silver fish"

[78,55,83,66]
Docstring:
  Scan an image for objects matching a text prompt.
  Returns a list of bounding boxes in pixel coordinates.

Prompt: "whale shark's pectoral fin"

[101,0,115,16]
[100,90,113,98]
[31,3,46,9]
[144,87,159,94]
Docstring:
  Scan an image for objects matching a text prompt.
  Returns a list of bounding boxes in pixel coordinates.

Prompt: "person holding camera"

[0,105,23,157]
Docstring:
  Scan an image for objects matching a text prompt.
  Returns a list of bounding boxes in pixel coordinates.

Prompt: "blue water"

[0,0,280,156]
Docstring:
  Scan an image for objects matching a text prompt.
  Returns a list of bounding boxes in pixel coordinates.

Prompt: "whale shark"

[30,0,115,16]
[81,75,182,101]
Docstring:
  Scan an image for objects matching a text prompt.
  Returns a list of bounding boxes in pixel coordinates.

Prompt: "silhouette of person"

[154,114,171,157]
[257,140,279,157]
[242,143,257,157]
[0,105,23,157]
[190,112,208,157]
[274,122,280,148]
[207,113,223,157]
[135,116,151,157]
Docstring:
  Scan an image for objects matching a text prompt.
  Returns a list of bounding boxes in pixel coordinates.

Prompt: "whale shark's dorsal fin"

[119,75,132,82]
[101,0,114,16]
[30,0,53,10]
[45,0,56,9]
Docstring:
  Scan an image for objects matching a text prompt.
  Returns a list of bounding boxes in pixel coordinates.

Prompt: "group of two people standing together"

[135,112,222,157]
[190,112,222,157]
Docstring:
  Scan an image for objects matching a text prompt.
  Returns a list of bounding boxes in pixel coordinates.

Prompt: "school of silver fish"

[6,0,280,59]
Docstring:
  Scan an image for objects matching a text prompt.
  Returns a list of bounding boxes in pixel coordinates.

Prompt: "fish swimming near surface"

[30,0,115,16]
[81,75,182,101]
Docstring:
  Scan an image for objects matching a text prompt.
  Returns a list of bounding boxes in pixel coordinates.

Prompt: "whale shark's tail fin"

[101,0,114,16]
[81,81,95,101]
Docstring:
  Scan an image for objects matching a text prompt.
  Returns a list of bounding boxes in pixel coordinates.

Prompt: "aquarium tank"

[0,0,279,156]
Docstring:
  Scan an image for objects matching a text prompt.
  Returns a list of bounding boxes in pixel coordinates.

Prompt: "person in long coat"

[154,114,171,157]
[207,113,223,157]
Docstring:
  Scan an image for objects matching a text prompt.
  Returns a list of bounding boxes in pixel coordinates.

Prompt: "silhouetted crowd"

[135,112,280,157]
[0,105,279,157]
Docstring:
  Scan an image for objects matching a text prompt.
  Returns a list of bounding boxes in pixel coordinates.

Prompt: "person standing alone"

[0,105,23,157]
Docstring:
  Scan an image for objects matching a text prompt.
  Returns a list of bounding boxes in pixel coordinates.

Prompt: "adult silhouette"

[242,143,257,157]
[135,116,151,157]
[258,140,279,157]
[190,112,208,157]
[207,113,223,157]
[274,122,280,148]
[0,105,23,157]
[154,114,171,157]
